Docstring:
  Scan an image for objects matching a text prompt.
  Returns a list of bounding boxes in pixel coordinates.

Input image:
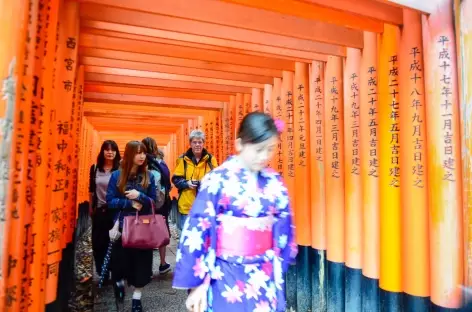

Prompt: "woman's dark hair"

[237,112,279,144]
[96,140,121,172]
[142,137,158,156]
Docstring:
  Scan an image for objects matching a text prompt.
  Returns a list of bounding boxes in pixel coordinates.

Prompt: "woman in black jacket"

[89,140,121,283]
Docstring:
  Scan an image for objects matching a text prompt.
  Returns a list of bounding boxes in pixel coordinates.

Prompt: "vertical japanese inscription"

[286,91,295,177]
[367,66,379,178]
[314,69,323,162]
[410,47,425,187]
[389,55,400,187]
[274,96,283,175]
[437,36,455,183]
[330,77,340,178]
[350,73,360,175]
[297,84,307,167]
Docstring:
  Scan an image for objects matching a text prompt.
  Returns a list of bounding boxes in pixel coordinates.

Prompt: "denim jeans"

[179,214,188,231]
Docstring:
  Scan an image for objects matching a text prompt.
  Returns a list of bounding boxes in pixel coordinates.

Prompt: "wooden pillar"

[235,93,244,137]
[422,0,464,308]
[251,88,263,112]
[271,78,283,174]
[309,60,327,311]
[455,0,472,293]
[263,84,273,116]
[360,31,380,312]
[1,0,38,310]
[294,62,312,311]
[325,56,345,312]
[378,23,403,311]
[282,70,297,311]
[243,93,251,116]
[46,0,80,304]
[399,9,430,310]
[343,47,362,311]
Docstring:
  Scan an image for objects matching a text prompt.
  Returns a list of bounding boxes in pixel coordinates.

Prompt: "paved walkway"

[93,227,188,311]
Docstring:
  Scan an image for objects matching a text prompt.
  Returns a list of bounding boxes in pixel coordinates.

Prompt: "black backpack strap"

[207,154,214,171]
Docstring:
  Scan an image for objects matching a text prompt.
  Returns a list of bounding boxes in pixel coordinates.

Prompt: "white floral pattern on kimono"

[173,156,297,312]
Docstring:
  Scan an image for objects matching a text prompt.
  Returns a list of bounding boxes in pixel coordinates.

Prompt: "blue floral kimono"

[173,156,297,312]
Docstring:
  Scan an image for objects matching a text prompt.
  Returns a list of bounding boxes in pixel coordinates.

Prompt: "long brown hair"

[142,137,158,156]
[117,141,150,194]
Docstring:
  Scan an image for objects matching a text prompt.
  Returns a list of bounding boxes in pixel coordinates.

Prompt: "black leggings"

[91,207,113,276]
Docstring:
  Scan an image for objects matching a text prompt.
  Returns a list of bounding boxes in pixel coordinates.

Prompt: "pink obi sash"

[216,215,273,257]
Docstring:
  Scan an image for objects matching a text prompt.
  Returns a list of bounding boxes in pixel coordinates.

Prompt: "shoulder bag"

[121,200,170,249]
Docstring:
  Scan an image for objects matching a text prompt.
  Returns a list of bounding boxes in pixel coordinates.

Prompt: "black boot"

[131,299,143,312]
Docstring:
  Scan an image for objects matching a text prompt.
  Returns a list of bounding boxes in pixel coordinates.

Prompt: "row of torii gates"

[0,0,471,311]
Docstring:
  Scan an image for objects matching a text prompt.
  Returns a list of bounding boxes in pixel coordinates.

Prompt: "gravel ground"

[69,222,187,312]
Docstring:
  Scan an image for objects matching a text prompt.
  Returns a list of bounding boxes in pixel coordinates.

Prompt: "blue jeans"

[179,214,188,231]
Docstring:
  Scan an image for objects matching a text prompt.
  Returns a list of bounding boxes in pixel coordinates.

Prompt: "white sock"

[116,280,124,287]
[132,289,142,300]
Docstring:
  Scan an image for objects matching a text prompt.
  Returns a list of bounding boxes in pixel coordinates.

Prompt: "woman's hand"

[186,284,208,312]
[132,200,142,211]
[125,189,140,200]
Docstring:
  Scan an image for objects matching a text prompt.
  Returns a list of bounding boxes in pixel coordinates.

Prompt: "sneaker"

[131,299,143,312]
[159,263,171,275]
[113,283,125,303]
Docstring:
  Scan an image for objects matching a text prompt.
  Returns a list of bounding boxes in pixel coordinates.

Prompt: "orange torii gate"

[0,0,471,311]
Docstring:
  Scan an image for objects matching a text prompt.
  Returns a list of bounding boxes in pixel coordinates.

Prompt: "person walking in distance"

[89,140,121,285]
[142,137,172,275]
[172,129,218,230]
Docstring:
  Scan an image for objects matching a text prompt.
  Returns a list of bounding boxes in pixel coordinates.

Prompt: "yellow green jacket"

[171,148,218,215]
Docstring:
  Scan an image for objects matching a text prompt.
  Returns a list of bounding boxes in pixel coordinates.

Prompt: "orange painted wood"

[281,71,296,206]
[46,0,80,303]
[80,34,296,71]
[84,84,231,102]
[81,57,273,85]
[344,48,362,269]
[79,7,346,57]
[325,56,345,263]
[1,0,38,310]
[360,31,380,280]
[84,73,253,94]
[220,0,384,33]
[235,93,244,136]
[294,62,311,246]
[79,47,284,78]
[80,0,364,48]
[455,0,472,289]
[84,65,265,89]
[243,93,251,115]
[378,23,402,294]
[80,25,332,62]
[83,93,224,109]
[301,0,403,25]
[271,79,283,174]
[422,0,464,307]
[399,9,429,298]
[309,61,326,250]
[251,88,263,112]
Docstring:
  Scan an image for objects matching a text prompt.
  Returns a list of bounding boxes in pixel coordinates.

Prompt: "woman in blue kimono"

[173,112,297,312]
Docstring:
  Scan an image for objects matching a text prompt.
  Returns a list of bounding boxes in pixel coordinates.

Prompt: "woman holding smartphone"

[106,140,157,312]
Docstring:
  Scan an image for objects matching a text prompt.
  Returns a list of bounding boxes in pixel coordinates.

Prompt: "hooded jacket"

[171,148,218,215]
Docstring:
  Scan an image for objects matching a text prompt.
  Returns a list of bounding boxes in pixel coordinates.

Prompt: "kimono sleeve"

[172,171,220,289]
[273,177,297,273]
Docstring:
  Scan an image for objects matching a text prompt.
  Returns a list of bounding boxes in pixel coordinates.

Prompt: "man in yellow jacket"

[172,129,218,230]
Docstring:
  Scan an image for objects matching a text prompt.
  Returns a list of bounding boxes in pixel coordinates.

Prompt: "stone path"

[93,226,188,311]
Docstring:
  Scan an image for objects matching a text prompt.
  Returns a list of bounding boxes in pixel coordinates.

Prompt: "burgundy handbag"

[122,201,170,249]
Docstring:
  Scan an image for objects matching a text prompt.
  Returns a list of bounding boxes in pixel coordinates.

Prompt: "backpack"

[182,154,214,178]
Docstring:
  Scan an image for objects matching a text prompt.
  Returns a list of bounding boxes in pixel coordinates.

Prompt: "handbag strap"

[135,198,157,220]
